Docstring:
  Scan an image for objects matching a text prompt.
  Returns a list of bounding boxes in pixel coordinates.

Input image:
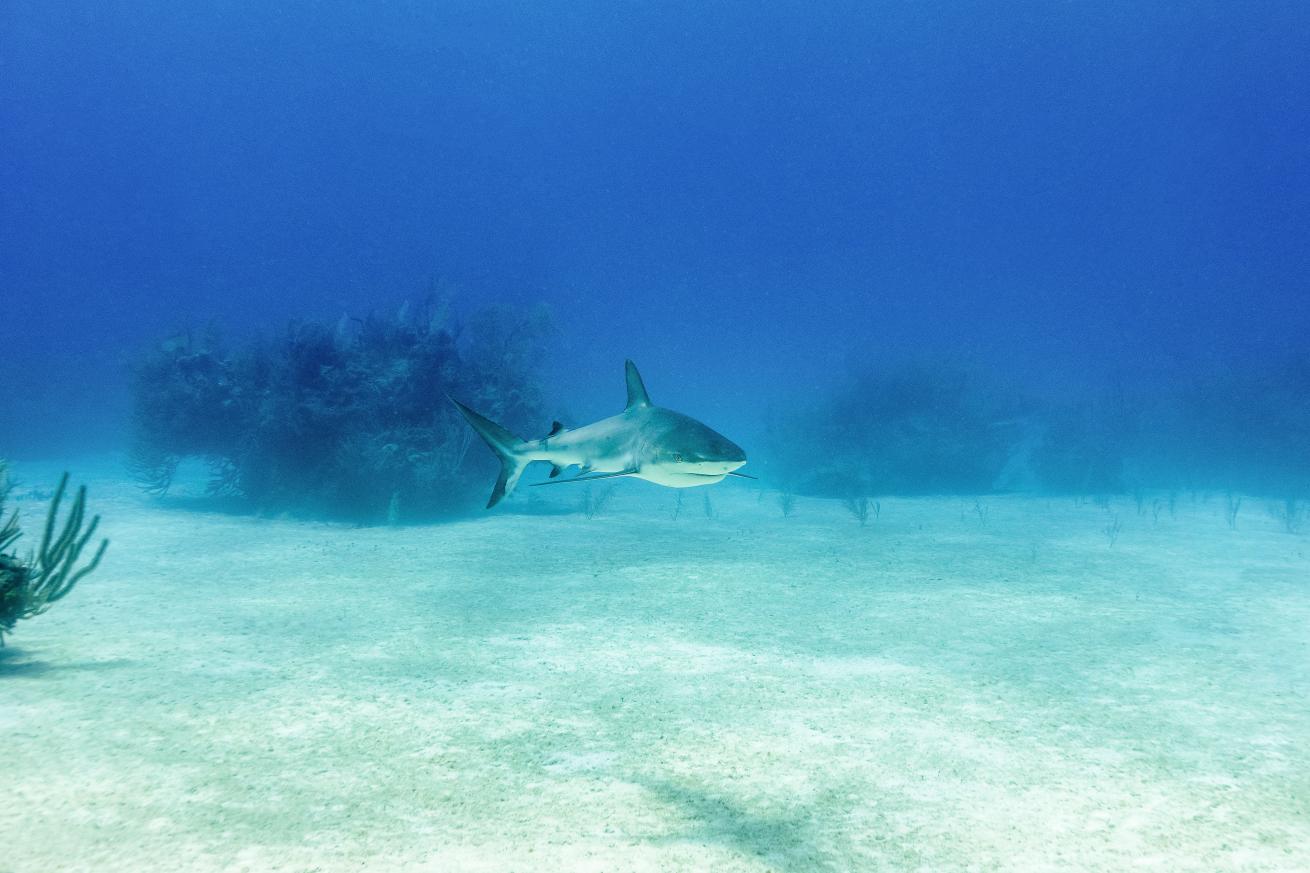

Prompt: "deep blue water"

[3,0,1308,469]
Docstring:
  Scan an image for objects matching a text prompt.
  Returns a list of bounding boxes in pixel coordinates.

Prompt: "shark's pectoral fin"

[529,468,639,487]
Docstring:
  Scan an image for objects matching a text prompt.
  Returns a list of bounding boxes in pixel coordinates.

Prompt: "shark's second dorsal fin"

[625,360,652,410]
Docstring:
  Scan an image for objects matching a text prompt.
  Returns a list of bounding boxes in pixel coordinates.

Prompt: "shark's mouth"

[689,470,756,480]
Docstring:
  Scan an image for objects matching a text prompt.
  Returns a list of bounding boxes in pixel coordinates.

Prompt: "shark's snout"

[714,446,748,472]
[717,437,747,467]
[682,439,747,475]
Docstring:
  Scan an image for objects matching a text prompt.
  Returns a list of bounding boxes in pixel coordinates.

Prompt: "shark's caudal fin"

[625,360,652,410]
[448,397,530,508]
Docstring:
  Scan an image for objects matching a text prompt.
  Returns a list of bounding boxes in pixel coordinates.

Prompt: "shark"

[450,360,753,508]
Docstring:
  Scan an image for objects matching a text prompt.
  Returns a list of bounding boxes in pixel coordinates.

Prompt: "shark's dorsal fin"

[548,421,564,437]
[624,360,651,410]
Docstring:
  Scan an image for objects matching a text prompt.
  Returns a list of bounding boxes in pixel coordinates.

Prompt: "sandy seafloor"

[3,458,1308,873]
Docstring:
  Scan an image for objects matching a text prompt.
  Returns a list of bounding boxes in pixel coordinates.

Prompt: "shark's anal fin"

[624,360,651,410]
[529,468,638,486]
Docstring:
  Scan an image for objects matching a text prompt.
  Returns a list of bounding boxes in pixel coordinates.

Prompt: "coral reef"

[1170,354,1310,495]
[128,297,553,521]
[0,463,108,645]
[766,353,1310,501]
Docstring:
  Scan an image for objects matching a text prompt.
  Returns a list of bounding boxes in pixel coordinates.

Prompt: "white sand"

[3,459,1308,872]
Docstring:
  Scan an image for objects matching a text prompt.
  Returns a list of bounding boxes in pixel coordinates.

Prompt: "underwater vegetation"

[0,462,108,645]
[129,298,553,521]
[767,355,1310,501]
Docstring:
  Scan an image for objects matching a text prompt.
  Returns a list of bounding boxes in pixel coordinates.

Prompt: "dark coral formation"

[765,362,1023,496]
[128,298,553,521]
[767,355,1310,499]
[0,465,108,645]
[1168,354,1310,495]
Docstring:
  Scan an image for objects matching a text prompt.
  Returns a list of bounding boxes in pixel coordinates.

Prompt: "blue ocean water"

[4,1,1307,466]
[5,6,1310,870]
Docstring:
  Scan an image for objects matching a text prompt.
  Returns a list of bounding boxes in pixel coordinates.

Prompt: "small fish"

[451,361,752,508]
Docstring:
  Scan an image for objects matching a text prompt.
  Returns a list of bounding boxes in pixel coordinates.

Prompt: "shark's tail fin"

[448,397,530,508]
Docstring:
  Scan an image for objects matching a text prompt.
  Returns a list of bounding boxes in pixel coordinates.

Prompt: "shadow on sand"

[151,491,579,523]
[0,645,133,679]
[636,777,844,873]
[153,492,256,516]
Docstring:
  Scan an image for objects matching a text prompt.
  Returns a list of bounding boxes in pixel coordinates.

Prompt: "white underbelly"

[637,468,726,488]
